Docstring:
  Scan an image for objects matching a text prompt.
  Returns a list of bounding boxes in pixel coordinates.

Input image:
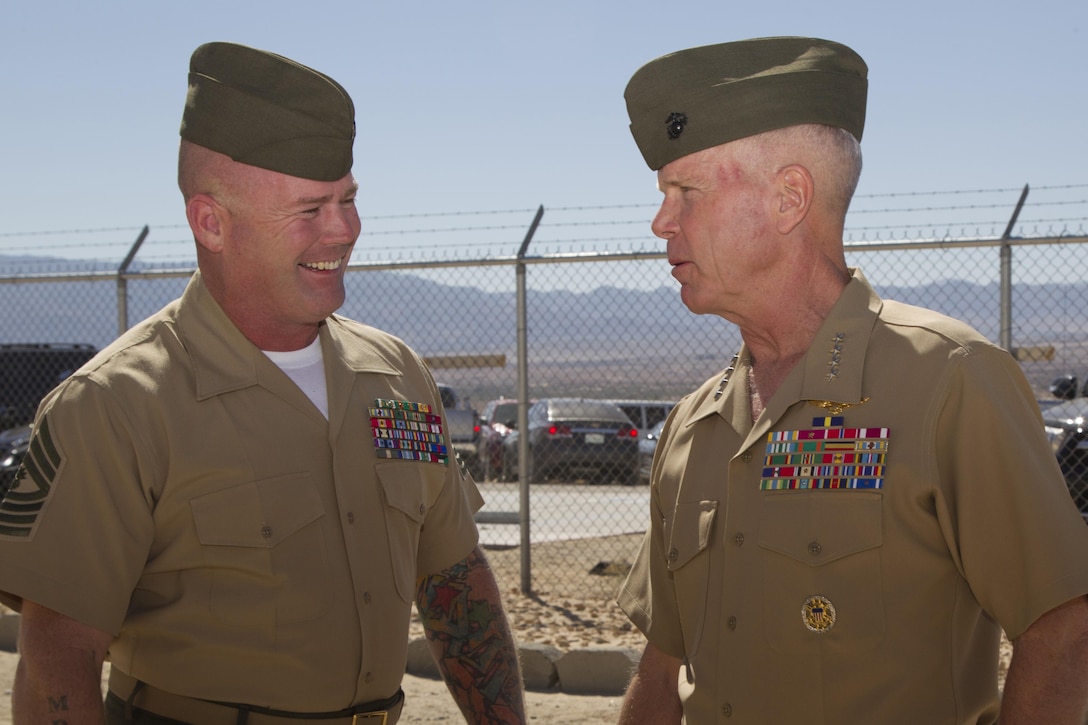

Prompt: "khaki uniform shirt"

[618,269,1088,724]
[0,272,483,711]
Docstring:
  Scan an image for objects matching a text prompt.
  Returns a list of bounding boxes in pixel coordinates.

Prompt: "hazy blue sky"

[2,0,1084,255]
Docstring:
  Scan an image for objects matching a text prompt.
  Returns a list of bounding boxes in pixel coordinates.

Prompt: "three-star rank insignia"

[802,595,836,633]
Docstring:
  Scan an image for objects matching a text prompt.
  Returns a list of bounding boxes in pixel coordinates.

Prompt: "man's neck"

[741,264,851,413]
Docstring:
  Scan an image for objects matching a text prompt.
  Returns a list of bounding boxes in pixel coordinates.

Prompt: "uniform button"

[419,503,427,516]
[346,512,355,524]
[722,703,733,717]
[734,533,745,547]
[363,592,372,604]
[667,548,679,563]
[741,452,752,462]
[365,672,374,684]
[808,541,823,556]
[260,525,273,540]
[728,616,737,631]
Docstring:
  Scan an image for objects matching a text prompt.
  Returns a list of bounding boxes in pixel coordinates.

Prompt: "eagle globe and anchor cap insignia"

[802,594,836,633]
[665,112,688,140]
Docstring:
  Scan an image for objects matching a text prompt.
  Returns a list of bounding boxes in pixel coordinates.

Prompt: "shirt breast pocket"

[191,473,332,626]
[376,461,446,603]
[758,492,884,653]
[664,499,718,658]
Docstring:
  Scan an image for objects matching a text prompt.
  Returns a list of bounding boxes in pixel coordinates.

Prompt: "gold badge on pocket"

[802,595,836,633]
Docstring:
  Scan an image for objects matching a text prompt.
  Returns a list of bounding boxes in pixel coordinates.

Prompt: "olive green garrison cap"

[625,37,868,170]
[180,42,355,181]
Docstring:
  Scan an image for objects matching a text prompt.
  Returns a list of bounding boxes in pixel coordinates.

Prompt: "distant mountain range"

[1,254,1085,402]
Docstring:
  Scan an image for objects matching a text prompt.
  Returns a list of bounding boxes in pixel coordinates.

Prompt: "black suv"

[0,343,97,429]
[1043,375,1088,521]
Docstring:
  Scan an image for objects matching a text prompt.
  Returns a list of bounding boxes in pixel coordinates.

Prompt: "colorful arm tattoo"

[416,546,526,724]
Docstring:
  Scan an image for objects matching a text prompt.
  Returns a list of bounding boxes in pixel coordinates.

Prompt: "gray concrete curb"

[407,636,637,695]
[553,646,639,695]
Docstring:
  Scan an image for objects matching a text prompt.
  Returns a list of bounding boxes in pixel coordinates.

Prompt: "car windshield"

[491,403,518,426]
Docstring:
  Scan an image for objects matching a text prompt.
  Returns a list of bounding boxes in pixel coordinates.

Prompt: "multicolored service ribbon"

[370,398,448,464]
[760,416,889,490]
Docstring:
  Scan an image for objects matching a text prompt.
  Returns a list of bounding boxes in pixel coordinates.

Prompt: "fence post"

[515,205,544,594]
[116,225,149,336]
[999,185,1029,352]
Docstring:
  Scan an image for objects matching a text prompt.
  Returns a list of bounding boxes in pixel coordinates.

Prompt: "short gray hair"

[731,124,863,219]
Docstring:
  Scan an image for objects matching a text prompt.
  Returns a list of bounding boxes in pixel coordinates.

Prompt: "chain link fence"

[1,184,1087,601]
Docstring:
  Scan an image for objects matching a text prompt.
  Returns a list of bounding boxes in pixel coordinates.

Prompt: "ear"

[186,193,228,254]
[775,165,814,235]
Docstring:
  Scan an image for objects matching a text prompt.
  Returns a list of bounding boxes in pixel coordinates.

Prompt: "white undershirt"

[262,337,329,419]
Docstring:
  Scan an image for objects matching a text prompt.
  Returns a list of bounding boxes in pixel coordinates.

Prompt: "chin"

[678,288,706,315]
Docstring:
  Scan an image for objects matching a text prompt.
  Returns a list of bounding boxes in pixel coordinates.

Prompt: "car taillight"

[547,425,572,437]
[619,425,637,438]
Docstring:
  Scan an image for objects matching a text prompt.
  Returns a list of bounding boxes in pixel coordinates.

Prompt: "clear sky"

[2,0,1085,258]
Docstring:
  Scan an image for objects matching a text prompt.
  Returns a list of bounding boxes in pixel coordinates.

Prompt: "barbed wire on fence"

[1,184,1086,269]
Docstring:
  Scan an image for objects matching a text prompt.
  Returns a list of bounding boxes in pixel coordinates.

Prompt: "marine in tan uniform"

[0,42,526,724]
[615,37,1088,724]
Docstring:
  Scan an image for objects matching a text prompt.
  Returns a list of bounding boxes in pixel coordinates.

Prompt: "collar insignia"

[714,353,741,400]
[826,332,845,381]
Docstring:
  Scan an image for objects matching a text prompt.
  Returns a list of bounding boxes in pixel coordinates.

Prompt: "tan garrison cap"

[625,37,867,170]
[180,42,355,181]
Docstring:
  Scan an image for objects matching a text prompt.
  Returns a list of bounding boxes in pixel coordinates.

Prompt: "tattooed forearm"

[416,546,526,724]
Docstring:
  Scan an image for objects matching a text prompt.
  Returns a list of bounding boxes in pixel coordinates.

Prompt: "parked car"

[436,383,479,473]
[0,425,32,499]
[475,398,531,481]
[1043,378,1088,520]
[609,399,676,437]
[501,398,639,485]
[637,419,667,485]
[0,343,97,429]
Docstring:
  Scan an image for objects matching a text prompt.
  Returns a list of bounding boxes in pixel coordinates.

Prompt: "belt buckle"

[352,712,388,725]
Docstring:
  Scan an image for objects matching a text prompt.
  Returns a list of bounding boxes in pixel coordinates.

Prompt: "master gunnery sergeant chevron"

[615,37,1088,725]
[0,42,526,725]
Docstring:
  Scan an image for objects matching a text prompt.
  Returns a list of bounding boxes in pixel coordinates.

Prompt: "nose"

[651,198,677,241]
[325,204,361,244]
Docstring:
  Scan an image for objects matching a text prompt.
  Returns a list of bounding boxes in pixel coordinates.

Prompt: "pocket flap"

[375,462,430,524]
[665,500,718,571]
[191,473,323,548]
[758,492,882,565]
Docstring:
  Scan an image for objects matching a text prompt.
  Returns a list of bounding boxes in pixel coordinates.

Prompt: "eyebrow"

[658,176,690,191]
[295,182,359,207]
